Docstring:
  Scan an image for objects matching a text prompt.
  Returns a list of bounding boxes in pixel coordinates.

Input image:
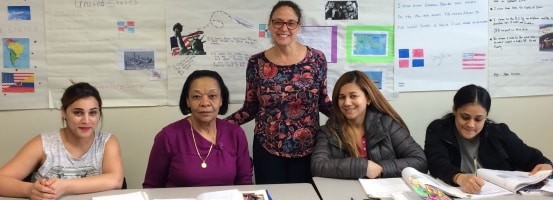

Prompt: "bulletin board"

[1,0,552,110]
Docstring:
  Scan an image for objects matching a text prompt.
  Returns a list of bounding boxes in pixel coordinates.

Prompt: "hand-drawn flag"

[2,72,34,93]
[462,53,486,69]
[117,21,135,33]
[258,24,271,38]
[398,48,424,68]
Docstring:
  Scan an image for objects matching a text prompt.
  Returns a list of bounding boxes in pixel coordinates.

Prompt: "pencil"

[473,157,478,176]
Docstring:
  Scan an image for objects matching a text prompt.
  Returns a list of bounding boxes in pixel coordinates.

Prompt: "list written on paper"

[487,0,553,97]
[489,0,551,50]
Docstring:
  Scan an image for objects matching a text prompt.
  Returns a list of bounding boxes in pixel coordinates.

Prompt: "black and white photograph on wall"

[325,1,358,20]
[123,50,155,70]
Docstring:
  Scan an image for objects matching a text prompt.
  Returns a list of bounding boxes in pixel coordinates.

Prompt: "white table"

[0,183,320,200]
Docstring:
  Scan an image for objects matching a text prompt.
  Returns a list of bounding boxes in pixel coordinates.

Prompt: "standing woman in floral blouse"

[225,1,332,184]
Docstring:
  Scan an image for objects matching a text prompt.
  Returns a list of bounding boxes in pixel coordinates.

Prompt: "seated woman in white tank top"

[0,82,124,199]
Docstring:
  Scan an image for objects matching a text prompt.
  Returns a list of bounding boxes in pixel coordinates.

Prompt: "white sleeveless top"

[31,131,111,181]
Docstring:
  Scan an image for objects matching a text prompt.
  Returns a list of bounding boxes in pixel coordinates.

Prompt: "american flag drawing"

[462,53,486,69]
[2,72,35,93]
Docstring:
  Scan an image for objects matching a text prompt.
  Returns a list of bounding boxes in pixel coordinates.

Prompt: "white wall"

[1,91,552,189]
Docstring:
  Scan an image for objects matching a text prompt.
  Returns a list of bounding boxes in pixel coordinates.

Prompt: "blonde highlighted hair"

[325,70,408,157]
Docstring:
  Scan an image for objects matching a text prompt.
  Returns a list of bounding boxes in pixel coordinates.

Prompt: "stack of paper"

[358,178,411,199]
[92,191,148,200]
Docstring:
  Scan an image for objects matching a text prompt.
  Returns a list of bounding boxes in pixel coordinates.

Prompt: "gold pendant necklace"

[191,122,213,169]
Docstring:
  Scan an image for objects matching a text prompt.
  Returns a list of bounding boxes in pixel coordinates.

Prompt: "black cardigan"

[424,114,552,186]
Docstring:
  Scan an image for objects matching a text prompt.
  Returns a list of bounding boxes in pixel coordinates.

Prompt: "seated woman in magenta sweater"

[143,70,253,187]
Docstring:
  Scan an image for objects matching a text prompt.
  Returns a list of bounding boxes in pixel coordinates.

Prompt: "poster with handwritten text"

[394,0,488,92]
[488,0,553,97]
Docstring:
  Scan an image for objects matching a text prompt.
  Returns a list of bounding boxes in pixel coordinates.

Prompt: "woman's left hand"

[43,178,67,199]
[529,163,553,175]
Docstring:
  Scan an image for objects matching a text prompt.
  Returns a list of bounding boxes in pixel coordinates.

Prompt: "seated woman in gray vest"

[311,70,427,179]
[0,82,124,199]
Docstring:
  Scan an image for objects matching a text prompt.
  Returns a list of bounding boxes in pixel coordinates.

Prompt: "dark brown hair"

[269,1,302,24]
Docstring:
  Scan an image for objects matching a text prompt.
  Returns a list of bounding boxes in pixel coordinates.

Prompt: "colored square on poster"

[398,49,410,58]
[259,24,267,30]
[127,21,135,27]
[399,59,409,68]
[412,49,424,57]
[259,31,266,37]
[127,27,135,33]
[118,27,125,32]
[8,6,31,20]
[117,21,125,27]
[412,59,424,67]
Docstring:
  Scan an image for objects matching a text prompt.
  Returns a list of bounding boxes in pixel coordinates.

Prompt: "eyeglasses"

[271,20,299,30]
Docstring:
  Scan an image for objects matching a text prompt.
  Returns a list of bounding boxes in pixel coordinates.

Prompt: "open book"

[401,167,553,199]
[92,189,271,200]
[476,168,552,192]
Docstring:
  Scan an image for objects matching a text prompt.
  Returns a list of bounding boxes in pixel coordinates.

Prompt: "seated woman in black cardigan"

[424,84,552,194]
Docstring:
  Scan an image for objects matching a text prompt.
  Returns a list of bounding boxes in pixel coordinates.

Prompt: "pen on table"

[473,157,478,176]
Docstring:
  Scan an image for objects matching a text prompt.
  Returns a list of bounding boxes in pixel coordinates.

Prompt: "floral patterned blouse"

[226,46,332,158]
